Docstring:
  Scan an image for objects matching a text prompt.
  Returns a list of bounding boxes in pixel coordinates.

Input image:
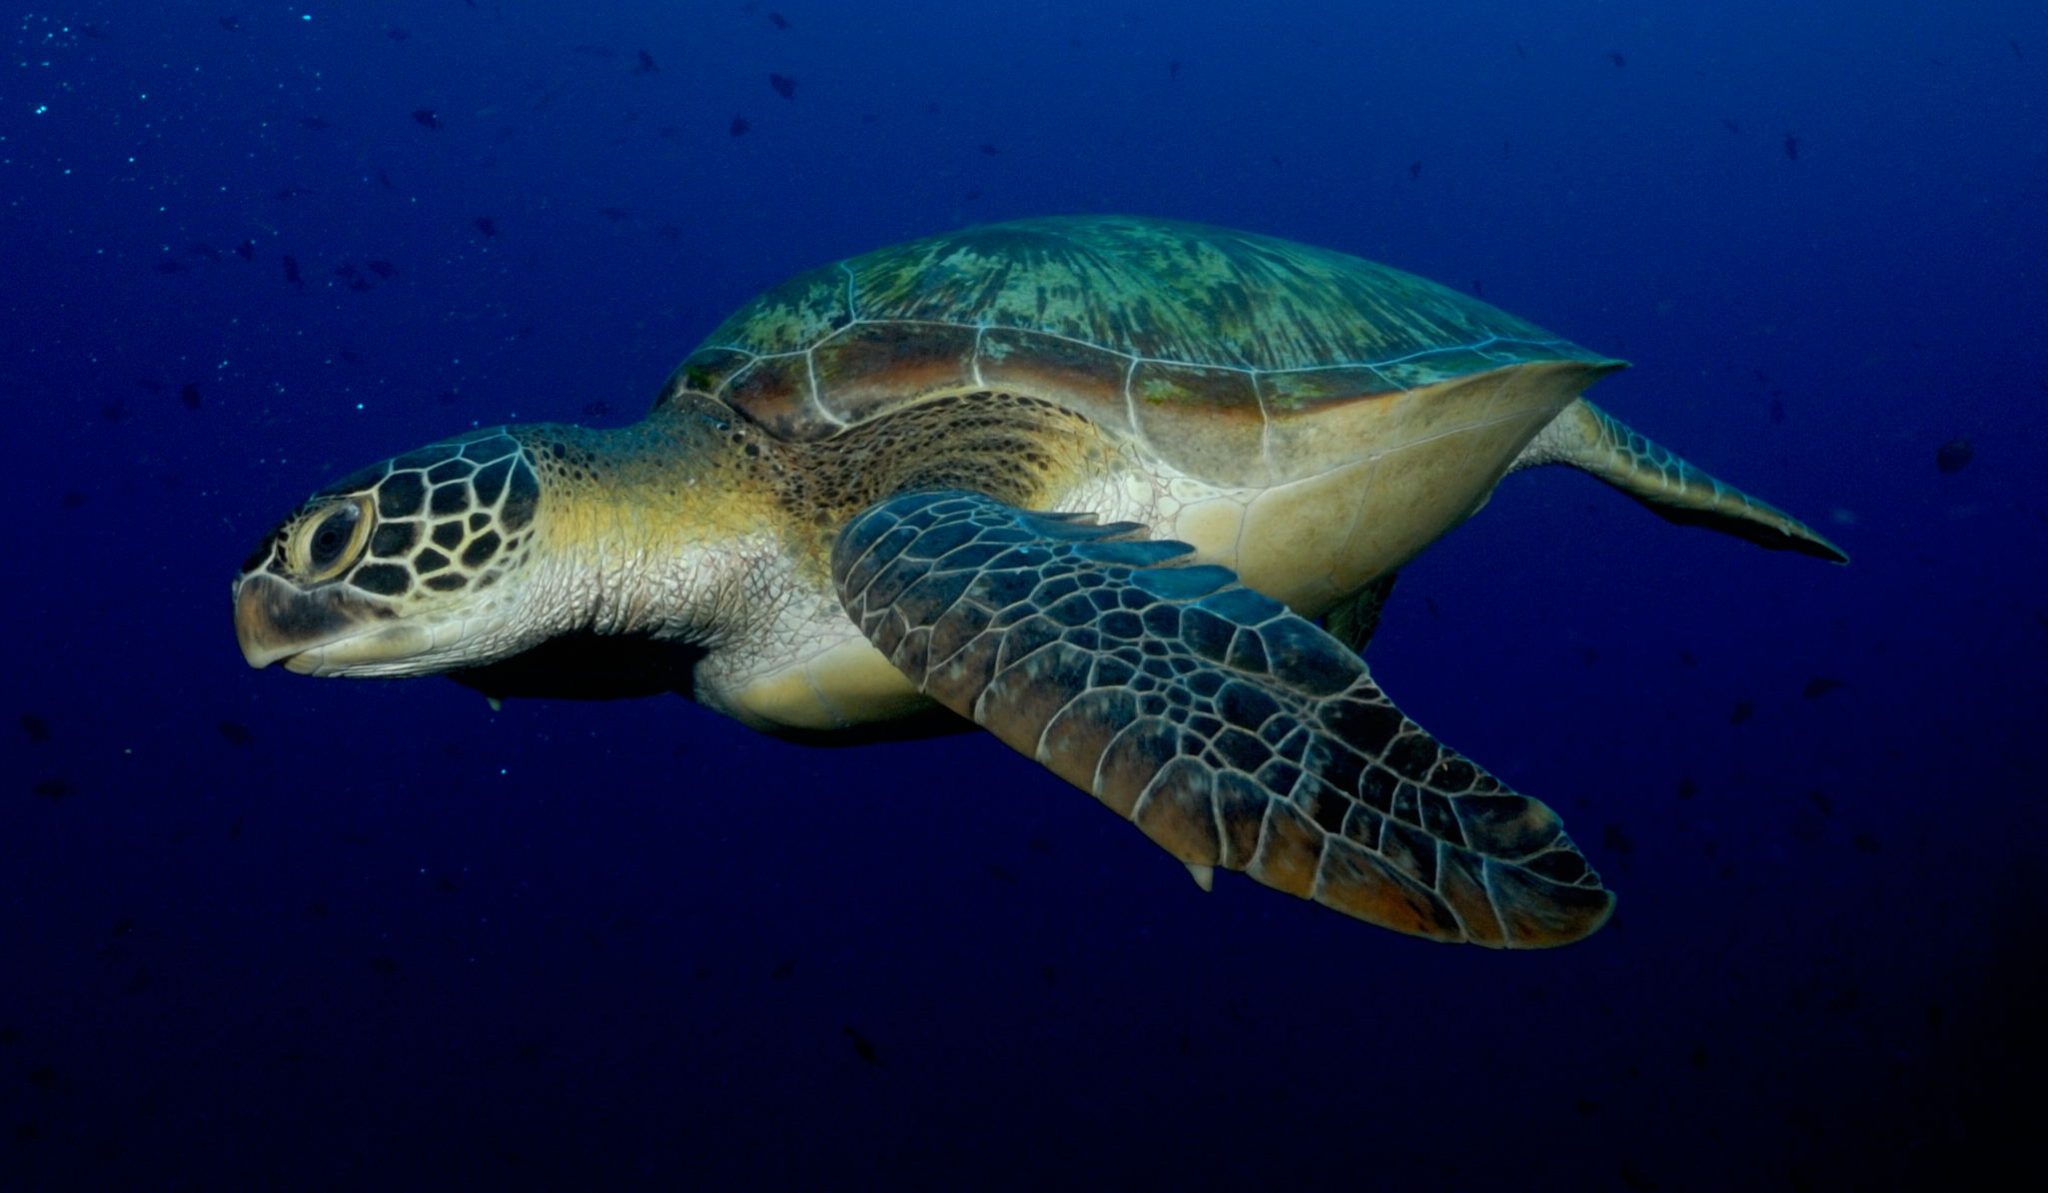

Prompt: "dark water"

[4,2,2045,1189]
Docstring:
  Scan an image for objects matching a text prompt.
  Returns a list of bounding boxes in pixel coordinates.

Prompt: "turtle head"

[233,429,551,677]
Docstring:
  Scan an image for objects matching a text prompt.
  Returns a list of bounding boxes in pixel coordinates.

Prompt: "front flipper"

[832,490,1613,948]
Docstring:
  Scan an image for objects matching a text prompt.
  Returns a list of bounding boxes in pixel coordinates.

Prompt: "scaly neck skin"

[518,403,785,655]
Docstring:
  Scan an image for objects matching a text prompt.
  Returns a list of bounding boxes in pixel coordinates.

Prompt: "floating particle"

[217,720,253,745]
[1935,437,1973,473]
[634,49,659,75]
[180,383,202,410]
[841,1024,882,1066]
[730,115,751,136]
[412,108,441,130]
[1801,676,1842,699]
[19,713,51,742]
[473,215,499,237]
[1783,133,1800,160]
[769,73,796,99]
[1729,699,1754,725]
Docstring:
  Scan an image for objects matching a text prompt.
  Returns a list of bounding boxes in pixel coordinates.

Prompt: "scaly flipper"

[831,490,1613,947]
[1516,398,1849,562]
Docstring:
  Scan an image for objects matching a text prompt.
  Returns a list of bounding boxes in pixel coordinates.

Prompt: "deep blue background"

[4,2,2045,1189]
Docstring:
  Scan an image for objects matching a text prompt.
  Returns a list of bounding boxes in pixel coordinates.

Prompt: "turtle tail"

[1514,398,1848,562]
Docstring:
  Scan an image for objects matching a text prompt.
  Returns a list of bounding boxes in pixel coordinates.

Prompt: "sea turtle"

[233,215,1845,948]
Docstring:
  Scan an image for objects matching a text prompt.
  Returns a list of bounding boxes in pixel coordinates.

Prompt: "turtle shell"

[658,215,1618,484]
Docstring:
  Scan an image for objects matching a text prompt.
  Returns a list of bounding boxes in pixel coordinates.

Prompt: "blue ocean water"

[3,1,2045,1187]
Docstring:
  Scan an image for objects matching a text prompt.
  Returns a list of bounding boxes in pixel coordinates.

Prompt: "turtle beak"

[233,571,397,672]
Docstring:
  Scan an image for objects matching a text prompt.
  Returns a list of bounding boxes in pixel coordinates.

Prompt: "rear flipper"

[1515,398,1848,562]
[832,490,1614,948]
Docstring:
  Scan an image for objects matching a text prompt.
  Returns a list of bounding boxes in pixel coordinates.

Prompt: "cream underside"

[717,370,1579,732]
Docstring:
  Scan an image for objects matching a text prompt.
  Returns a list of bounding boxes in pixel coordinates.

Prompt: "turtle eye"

[292,499,371,582]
